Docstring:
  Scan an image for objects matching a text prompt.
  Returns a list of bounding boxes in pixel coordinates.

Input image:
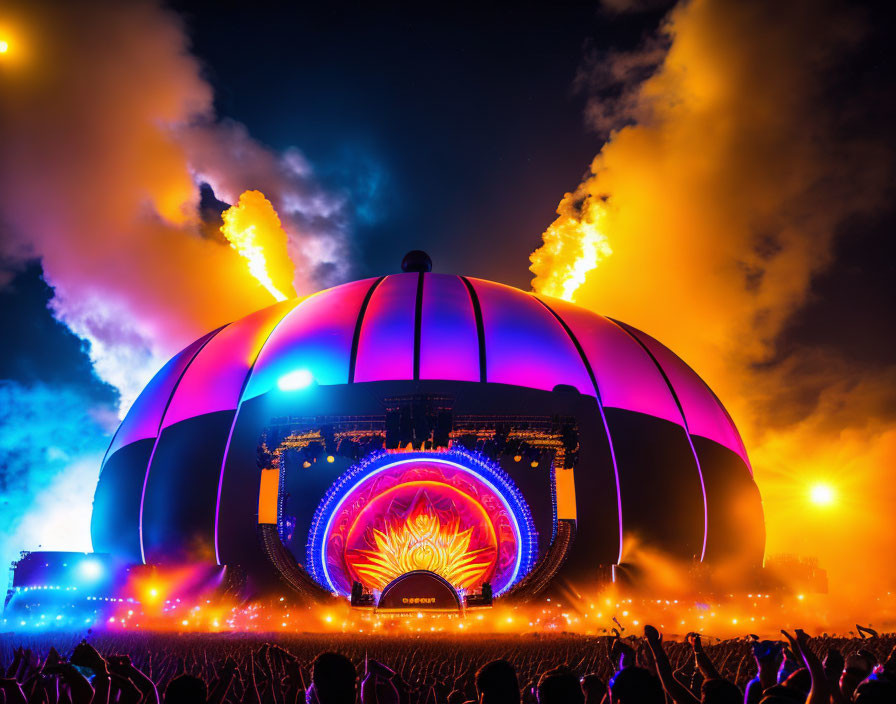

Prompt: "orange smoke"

[220,191,296,302]
[0,1,348,414]
[531,0,896,602]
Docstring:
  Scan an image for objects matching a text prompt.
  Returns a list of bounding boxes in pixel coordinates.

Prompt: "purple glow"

[136,328,223,563]
[623,326,751,470]
[354,274,417,382]
[469,278,592,393]
[161,300,298,428]
[105,331,220,462]
[539,296,683,426]
[419,274,480,382]
[241,278,378,400]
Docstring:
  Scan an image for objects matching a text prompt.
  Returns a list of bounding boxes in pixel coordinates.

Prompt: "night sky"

[0,1,671,400]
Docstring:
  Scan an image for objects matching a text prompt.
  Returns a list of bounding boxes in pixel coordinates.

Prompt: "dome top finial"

[401,250,432,273]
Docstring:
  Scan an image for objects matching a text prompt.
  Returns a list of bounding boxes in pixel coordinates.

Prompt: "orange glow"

[0,39,9,53]
[525,0,896,610]
[809,483,835,506]
[257,468,279,524]
[220,190,296,302]
[348,493,495,591]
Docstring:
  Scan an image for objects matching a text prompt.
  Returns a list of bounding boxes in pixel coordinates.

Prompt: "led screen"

[306,451,537,596]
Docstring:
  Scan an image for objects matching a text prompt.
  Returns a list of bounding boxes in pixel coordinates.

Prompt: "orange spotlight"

[809,483,835,506]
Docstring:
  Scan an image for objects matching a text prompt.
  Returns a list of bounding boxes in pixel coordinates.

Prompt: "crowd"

[1,627,894,703]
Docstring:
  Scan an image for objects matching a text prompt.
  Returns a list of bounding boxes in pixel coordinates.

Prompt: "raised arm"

[782,629,830,704]
[644,626,699,704]
[687,633,722,681]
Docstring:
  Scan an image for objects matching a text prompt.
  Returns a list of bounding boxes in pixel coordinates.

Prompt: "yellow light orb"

[0,40,9,54]
[809,483,835,506]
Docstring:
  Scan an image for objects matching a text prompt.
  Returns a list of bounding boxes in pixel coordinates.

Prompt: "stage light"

[809,483,835,506]
[0,40,9,54]
[513,455,522,463]
[303,460,312,468]
[326,455,335,463]
[79,558,102,580]
[530,460,538,468]
[277,368,313,391]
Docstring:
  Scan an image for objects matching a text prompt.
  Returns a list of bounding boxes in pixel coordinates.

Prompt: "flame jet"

[220,190,297,302]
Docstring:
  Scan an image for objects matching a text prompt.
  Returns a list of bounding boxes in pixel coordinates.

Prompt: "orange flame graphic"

[347,493,495,592]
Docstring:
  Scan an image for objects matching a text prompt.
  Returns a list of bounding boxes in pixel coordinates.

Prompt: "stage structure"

[9,252,764,613]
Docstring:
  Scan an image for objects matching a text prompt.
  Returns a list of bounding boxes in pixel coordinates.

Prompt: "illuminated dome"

[92,267,764,600]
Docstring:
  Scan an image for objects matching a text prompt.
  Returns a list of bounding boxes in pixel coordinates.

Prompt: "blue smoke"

[0,380,114,575]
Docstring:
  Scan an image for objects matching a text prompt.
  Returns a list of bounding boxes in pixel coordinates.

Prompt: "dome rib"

[137,325,226,563]
[535,295,625,563]
[459,276,487,383]
[211,299,304,564]
[412,272,425,380]
[419,274,480,382]
[611,319,710,562]
[348,276,386,383]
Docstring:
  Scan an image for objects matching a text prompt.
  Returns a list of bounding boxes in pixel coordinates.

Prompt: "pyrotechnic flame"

[220,190,296,302]
[529,194,612,302]
[348,494,494,591]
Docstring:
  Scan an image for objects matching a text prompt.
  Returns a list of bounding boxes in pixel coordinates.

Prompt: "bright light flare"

[277,368,313,391]
[809,483,835,506]
[78,559,103,580]
[0,40,9,53]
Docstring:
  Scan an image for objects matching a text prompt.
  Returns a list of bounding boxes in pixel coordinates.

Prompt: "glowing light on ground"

[809,483,835,506]
[78,559,103,580]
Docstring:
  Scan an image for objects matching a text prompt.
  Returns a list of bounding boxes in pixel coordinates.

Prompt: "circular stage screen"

[306,451,537,596]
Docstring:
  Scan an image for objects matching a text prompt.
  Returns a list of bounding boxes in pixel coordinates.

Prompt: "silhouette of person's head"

[608,666,664,704]
[701,677,742,704]
[164,673,207,704]
[310,652,357,704]
[476,659,520,704]
[537,666,584,704]
[580,673,606,704]
[853,676,896,703]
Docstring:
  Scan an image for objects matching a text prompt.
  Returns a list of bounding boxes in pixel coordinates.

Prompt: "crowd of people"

[1,627,894,703]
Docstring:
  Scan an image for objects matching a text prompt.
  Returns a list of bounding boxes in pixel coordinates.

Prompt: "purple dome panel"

[469,278,592,394]
[104,330,221,461]
[241,278,378,400]
[419,274,479,382]
[354,274,417,382]
[622,325,751,470]
[539,296,683,427]
[161,299,299,428]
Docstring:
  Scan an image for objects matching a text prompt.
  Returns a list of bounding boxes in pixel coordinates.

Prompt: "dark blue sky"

[170,1,664,287]
[2,1,671,400]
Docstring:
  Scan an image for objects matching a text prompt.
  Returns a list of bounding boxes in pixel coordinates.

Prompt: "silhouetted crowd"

[1,626,894,703]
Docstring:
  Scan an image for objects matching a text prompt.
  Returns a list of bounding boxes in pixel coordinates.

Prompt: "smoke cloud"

[0,381,112,572]
[531,0,896,597]
[0,0,355,414]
